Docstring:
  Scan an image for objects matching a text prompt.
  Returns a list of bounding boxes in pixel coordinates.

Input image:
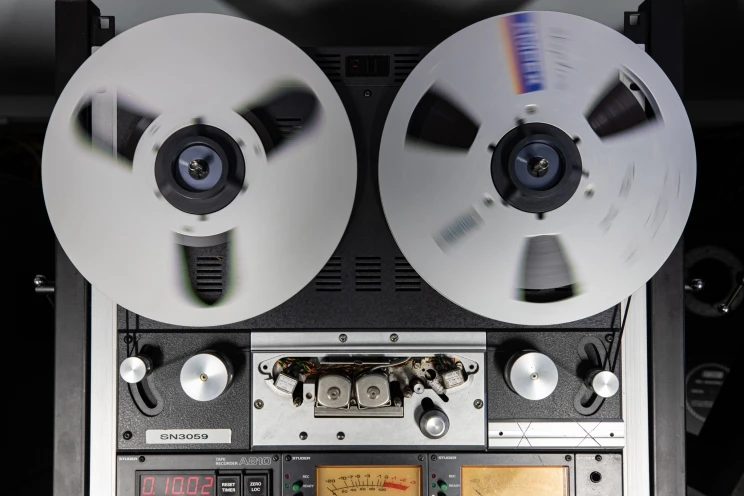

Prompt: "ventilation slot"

[196,256,223,302]
[275,117,303,140]
[314,54,342,83]
[355,257,382,291]
[395,257,422,291]
[316,256,342,292]
[393,53,421,83]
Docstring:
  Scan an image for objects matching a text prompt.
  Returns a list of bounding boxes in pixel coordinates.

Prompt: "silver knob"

[684,278,704,292]
[120,355,152,384]
[587,369,619,398]
[505,350,558,401]
[410,378,425,394]
[180,351,233,401]
[419,409,450,439]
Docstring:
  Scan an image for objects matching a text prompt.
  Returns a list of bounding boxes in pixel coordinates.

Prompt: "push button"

[244,473,269,496]
[218,476,241,495]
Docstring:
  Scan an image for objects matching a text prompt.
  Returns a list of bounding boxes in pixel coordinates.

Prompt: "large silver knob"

[419,409,450,439]
[180,351,233,401]
[587,369,619,398]
[505,350,558,401]
[119,355,153,384]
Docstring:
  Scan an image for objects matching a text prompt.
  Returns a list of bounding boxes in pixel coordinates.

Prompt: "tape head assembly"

[42,14,357,326]
[379,11,696,325]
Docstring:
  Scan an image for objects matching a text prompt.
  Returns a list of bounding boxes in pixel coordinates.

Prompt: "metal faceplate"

[251,332,487,448]
[429,452,622,496]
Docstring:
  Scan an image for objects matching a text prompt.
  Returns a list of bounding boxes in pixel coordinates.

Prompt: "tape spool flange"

[379,11,695,325]
[43,14,357,326]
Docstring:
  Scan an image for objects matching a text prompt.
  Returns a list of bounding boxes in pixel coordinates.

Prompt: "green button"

[438,481,448,491]
[292,481,303,492]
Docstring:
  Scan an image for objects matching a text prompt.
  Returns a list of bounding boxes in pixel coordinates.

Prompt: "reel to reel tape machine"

[48,3,692,496]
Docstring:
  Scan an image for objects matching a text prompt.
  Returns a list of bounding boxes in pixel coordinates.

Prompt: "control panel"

[117,453,622,496]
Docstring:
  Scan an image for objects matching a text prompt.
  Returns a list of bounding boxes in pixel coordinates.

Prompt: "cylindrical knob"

[419,409,450,439]
[505,350,558,401]
[120,355,153,384]
[180,350,233,401]
[587,369,619,398]
[410,378,425,394]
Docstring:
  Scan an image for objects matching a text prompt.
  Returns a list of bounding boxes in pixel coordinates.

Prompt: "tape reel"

[43,14,357,326]
[379,11,695,325]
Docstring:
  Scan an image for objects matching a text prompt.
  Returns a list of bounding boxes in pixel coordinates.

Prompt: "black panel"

[487,331,622,420]
[648,241,686,496]
[117,332,252,451]
[644,0,686,492]
[53,242,91,496]
[54,2,100,496]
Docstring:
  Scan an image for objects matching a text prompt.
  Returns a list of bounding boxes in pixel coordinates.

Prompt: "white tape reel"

[43,14,356,326]
[379,12,695,325]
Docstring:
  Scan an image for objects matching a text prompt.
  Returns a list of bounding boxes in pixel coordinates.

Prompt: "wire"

[610,295,632,373]
[368,357,412,373]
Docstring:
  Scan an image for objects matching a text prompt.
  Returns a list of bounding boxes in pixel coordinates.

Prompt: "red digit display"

[186,477,199,495]
[139,474,216,496]
[201,476,214,495]
[172,477,185,495]
[142,476,155,495]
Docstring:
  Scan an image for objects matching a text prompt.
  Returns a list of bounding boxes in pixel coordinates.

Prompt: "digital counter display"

[139,473,216,496]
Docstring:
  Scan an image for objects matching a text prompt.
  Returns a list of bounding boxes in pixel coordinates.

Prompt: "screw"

[595,455,602,461]
[473,399,484,409]
[525,104,538,115]
[188,159,209,179]
[605,334,614,343]
[431,455,437,461]
[367,386,380,399]
[285,455,292,462]
[390,333,399,342]
[363,89,372,98]
[565,455,572,461]
[139,456,146,463]
[328,387,341,400]
[293,397,302,407]
[123,335,133,344]
[273,455,280,462]
[254,399,264,409]
[530,373,539,381]
[299,432,308,440]
[123,431,132,440]
[339,334,348,343]
[199,373,208,382]
[337,432,345,440]
[306,392,313,400]
[585,185,595,198]
[418,454,425,461]
[483,196,495,207]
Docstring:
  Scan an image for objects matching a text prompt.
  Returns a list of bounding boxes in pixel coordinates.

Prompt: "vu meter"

[461,466,568,496]
[316,466,421,496]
